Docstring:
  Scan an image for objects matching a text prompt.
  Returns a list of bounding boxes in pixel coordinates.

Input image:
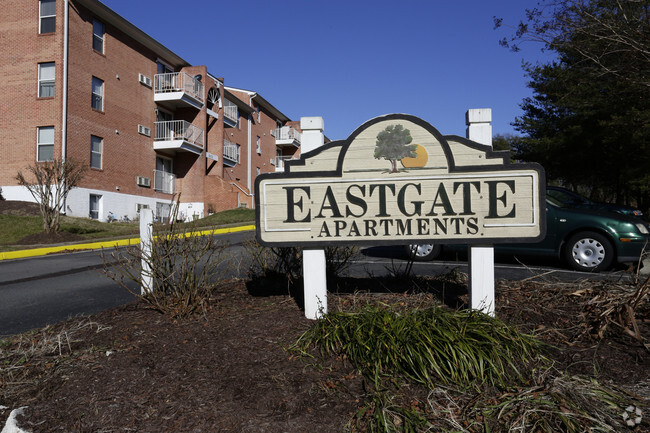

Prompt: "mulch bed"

[2,281,366,432]
[0,275,648,432]
[0,200,41,217]
[1,199,648,431]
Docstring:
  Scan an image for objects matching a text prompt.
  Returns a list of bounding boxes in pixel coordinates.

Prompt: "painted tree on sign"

[374,124,417,173]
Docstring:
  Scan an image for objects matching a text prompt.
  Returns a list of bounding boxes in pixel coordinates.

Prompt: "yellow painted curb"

[0,224,256,261]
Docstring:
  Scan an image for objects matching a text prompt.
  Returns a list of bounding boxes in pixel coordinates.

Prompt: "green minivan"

[406,195,650,272]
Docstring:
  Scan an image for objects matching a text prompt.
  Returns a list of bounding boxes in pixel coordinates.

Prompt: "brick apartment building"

[0,0,302,221]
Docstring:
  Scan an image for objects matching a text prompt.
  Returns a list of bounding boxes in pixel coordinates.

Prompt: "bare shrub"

[16,158,86,233]
[244,240,359,286]
[244,239,301,284]
[102,204,229,318]
[324,245,359,279]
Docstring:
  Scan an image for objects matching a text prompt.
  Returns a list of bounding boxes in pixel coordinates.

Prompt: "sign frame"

[255,114,545,248]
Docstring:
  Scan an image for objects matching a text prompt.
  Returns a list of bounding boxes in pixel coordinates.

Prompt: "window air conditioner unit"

[270,129,276,137]
[270,158,275,166]
[136,176,151,187]
[138,124,151,137]
[138,73,152,87]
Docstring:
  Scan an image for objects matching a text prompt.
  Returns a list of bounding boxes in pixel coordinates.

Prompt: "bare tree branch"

[16,158,86,233]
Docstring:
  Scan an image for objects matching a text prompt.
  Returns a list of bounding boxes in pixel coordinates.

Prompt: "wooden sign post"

[255,114,545,319]
[466,109,495,315]
[300,117,328,319]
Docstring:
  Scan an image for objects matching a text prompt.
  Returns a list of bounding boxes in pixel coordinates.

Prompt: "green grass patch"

[197,208,255,227]
[59,216,138,239]
[0,215,44,245]
[0,207,255,251]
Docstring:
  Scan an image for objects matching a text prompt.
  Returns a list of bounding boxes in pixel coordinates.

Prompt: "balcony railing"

[153,170,176,194]
[223,139,240,164]
[223,99,238,126]
[154,72,204,107]
[275,127,301,146]
[275,155,297,171]
[154,120,204,149]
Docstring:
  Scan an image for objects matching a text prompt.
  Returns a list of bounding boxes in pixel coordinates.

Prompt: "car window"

[547,189,590,205]
[546,196,565,208]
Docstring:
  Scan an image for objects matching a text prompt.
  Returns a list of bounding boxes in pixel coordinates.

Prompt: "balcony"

[274,155,297,172]
[223,139,240,166]
[154,72,204,110]
[223,99,238,127]
[154,120,204,155]
[153,170,176,194]
[274,126,301,148]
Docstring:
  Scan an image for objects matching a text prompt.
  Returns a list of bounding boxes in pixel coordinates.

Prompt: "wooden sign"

[255,114,545,247]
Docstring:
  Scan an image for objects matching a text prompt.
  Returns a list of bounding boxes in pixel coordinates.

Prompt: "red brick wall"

[0,0,298,215]
[203,175,240,213]
[66,2,164,198]
[0,0,64,184]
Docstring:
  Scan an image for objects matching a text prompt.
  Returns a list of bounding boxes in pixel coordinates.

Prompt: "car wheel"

[405,243,441,261]
[564,231,614,272]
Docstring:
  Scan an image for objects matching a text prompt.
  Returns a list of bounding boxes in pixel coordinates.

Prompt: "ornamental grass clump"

[478,372,647,432]
[292,305,543,389]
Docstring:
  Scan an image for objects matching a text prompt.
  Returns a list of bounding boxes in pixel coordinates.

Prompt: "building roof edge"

[225,86,290,123]
[75,0,190,68]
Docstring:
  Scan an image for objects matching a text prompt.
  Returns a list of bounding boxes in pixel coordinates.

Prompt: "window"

[256,167,261,176]
[89,194,101,220]
[38,62,55,98]
[91,77,103,111]
[256,106,261,122]
[256,136,261,154]
[39,0,56,34]
[92,20,105,53]
[37,126,54,162]
[90,135,102,169]
[157,61,174,75]
[155,157,174,194]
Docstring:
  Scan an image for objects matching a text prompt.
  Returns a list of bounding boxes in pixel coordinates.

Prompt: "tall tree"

[496,0,650,90]
[496,0,650,209]
[16,158,86,234]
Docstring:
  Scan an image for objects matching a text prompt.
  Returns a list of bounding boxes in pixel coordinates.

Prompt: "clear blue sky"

[100,0,554,141]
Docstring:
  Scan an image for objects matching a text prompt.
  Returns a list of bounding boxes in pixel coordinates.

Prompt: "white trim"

[0,186,174,222]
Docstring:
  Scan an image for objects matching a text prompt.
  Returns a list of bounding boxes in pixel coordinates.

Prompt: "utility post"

[300,117,327,319]
[466,108,495,316]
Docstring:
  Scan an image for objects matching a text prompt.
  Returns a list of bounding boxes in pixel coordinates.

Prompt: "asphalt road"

[0,231,637,337]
